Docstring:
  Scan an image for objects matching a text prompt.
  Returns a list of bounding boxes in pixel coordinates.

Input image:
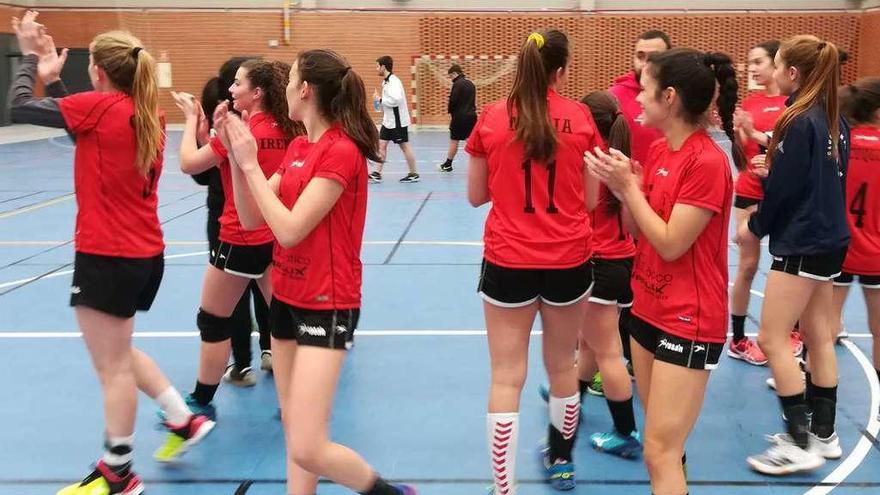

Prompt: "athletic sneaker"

[368,171,383,183]
[790,330,804,357]
[728,338,768,366]
[157,393,216,422]
[748,434,825,475]
[399,173,420,183]
[224,364,256,387]
[392,484,418,495]
[260,350,273,371]
[589,430,642,459]
[586,372,604,397]
[766,432,842,459]
[56,461,143,495]
[438,162,453,172]
[154,414,216,462]
[836,327,849,344]
[539,444,576,491]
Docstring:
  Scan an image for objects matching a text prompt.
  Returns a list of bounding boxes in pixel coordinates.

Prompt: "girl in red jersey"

[740,36,850,475]
[467,30,602,493]
[217,50,416,495]
[728,41,799,365]
[172,59,298,419]
[577,91,643,459]
[8,12,213,495]
[833,78,880,420]
[586,49,741,495]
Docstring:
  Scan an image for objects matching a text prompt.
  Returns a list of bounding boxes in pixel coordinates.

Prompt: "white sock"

[103,434,134,467]
[549,392,580,441]
[488,412,518,495]
[156,386,191,425]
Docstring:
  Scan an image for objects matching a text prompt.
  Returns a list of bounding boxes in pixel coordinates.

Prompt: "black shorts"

[210,241,273,279]
[588,257,633,307]
[629,316,724,370]
[70,252,164,318]
[269,298,359,350]
[450,113,477,141]
[379,125,409,144]
[833,272,880,289]
[477,259,593,308]
[770,249,847,282]
[734,196,761,210]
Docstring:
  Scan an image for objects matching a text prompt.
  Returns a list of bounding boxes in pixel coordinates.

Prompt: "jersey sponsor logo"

[677,315,692,323]
[693,344,706,353]
[763,106,781,113]
[658,338,684,354]
[70,286,82,295]
[335,325,349,335]
[656,168,669,177]
[298,324,327,337]
[633,268,673,299]
[289,160,305,168]
[854,134,879,142]
[219,253,227,260]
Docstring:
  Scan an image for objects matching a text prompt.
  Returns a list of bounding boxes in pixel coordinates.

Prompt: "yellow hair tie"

[527,32,545,49]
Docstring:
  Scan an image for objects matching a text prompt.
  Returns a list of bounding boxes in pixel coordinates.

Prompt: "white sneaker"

[766,432,842,459]
[747,435,825,475]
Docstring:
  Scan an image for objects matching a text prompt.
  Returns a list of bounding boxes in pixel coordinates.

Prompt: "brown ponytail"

[240,59,303,139]
[582,91,631,214]
[91,31,163,176]
[297,49,381,163]
[839,77,880,126]
[507,29,569,163]
[768,35,841,167]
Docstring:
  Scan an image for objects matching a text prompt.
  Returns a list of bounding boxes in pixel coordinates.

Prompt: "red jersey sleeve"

[58,91,113,134]
[314,139,362,188]
[209,135,229,160]
[465,107,489,157]
[677,154,728,214]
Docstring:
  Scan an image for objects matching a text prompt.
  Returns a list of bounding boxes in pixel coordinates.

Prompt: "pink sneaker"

[727,338,768,366]
[790,330,804,357]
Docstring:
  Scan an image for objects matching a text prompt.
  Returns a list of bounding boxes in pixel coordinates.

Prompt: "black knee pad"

[198,308,231,343]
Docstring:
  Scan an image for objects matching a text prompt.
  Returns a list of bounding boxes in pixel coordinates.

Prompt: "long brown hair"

[240,59,303,138]
[839,77,880,126]
[507,29,569,163]
[768,35,841,167]
[297,50,381,163]
[582,91,630,214]
[90,31,163,176]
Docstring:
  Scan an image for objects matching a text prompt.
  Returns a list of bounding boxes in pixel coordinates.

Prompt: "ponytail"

[240,59,303,139]
[507,29,569,163]
[90,31,164,176]
[768,36,841,168]
[334,67,381,163]
[705,52,746,170]
[131,49,163,176]
[581,90,631,214]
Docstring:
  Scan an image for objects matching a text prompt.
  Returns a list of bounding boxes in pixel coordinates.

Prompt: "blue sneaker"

[589,430,642,459]
[393,484,418,495]
[539,445,576,491]
[157,394,217,422]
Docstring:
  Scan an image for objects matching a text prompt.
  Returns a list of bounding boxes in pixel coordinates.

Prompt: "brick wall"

[0,7,874,124]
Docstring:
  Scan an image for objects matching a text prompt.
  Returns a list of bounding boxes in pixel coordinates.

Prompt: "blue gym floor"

[1,129,878,495]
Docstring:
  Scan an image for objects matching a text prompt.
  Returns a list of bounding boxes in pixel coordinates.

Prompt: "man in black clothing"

[439,64,477,172]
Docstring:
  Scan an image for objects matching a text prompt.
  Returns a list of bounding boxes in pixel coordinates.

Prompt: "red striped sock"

[487,412,518,495]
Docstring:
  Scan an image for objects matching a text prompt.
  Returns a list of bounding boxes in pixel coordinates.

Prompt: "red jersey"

[272,126,367,310]
[631,130,733,343]
[209,112,290,246]
[734,92,787,201]
[465,90,603,269]
[842,125,880,275]
[591,185,636,259]
[609,72,663,165]
[58,91,164,258]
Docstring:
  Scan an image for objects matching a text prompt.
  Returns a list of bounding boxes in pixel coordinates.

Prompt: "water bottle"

[373,98,381,112]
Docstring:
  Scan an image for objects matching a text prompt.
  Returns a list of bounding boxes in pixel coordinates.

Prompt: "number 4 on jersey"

[850,182,868,229]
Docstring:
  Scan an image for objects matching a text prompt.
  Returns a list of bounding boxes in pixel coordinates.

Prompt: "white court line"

[0,194,74,219]
[0,251,208,290]
[741,286,880,494]
[804,339,880,494]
